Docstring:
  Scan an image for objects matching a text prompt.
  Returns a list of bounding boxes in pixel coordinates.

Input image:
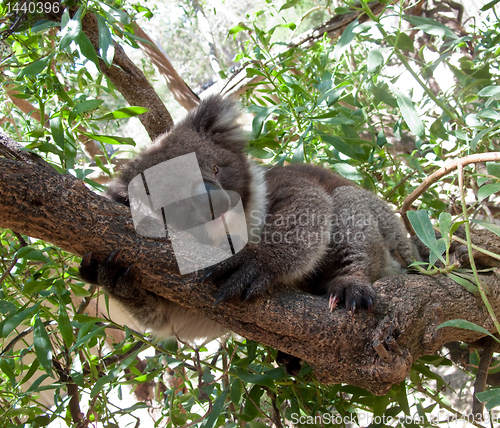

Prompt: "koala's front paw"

[327,276,375,315]
[79,250,136,299]
[203,248,274,305]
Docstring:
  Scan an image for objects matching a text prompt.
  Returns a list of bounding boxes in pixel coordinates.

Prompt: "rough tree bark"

[0,156,499,395]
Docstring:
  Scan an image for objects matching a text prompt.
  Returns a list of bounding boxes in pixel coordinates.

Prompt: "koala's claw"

[326,277,375,316]
[124,264,135,280]
[107,248,123,265]
[201,267,216,284]
[328,294,340,312]
[81,252,93,268]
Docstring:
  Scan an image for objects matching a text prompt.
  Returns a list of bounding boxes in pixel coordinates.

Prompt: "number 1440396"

[6,1,60,14]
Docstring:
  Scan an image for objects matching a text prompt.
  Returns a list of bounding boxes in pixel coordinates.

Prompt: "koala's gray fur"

[79,95,417,343]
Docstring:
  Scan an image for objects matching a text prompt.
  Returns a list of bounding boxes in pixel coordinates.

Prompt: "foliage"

[1,0,500,427]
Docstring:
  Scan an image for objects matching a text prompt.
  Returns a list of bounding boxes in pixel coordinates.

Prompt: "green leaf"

[235,367,275,389]
[94,106,149,121]
[96,14,115,67]
[58,304,74,348]
[0,358,17,387]
[101,3,131,24]
[229,23,252,35]
[76,33,99,66]
[404,16,458,39]
[478,86,500,97]
[438,319,500,343]
[33,315,53,376]
[330,163,364,181]
[477,108,500,120]
[333,19,358,60]
[389,84,425,137]
[245,147,273,159]
[23,279,52,295]
[475,389,500,411]
[481,0,500,10]
[438,212,452,247]
[471,219,500,237]
[15,247,50,262]
[394,381,411,415]
[242,385,264,420]
[31,20,60,33]
[18,57,51,78]
[70,325,105,352]
[230,378,243,405]
[74,99,105,114]
[82,132,136,146]
[477,183,500,201]
[90,373,115,398]
[367,49,384,73]
[50,117,65,148]
[447,273,479,295]
[292,138,304,163]
[395,32,415,52]
[20,358,41,386]
[251,105,279,139]
[407,210,445,263]
[310,112,355,125]
[68,282,91,297]
[25,374,50,394]
[60,7,83,50]
[71,355,85,387]
[320,135,369,162]
[371,83,398,108]
[279,0,302,12]
[0,300,16,315]
[200,387,228,428]
[487,162,500,178]
[2,303,40,337]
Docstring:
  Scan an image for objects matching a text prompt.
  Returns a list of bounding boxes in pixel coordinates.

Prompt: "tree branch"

[400,152,500,233]
[1,158,499,395]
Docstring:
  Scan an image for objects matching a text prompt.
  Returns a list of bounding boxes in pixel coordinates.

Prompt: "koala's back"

[262,163,415,302]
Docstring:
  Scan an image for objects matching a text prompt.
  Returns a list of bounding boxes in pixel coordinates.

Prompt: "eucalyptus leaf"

[333,19,358,60]
[477,183,500,201]
[471,219,500,237]
[407,210,445,263]
[33,315,53,376]
[438,319,499,343]
[389,84,425,137]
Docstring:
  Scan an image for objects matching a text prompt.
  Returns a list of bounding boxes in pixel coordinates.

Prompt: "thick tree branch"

[1,158,499,395]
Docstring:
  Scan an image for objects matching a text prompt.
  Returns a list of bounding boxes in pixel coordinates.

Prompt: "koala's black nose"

[204,182,219,194]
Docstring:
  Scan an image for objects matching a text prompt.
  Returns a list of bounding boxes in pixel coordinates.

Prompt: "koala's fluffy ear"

[183,95,248,153]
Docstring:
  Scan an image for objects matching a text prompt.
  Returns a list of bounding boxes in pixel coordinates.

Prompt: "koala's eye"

[212,165,220,176]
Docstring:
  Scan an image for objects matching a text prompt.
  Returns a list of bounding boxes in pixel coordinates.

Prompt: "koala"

[79,95,417,347]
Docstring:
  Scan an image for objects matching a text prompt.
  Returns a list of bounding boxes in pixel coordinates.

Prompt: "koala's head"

[110,95,251,205]
[109,96,257,244]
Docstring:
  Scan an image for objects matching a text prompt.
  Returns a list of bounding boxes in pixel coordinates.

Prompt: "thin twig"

[401,153,500,233]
